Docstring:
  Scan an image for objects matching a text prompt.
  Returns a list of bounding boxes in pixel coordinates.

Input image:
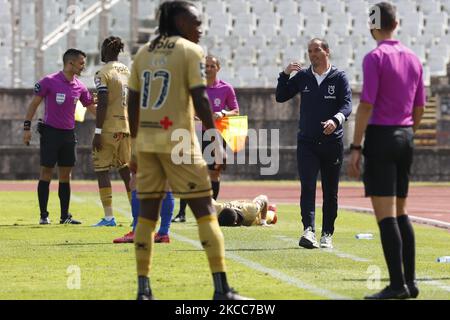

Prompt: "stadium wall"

[1,88,450,181]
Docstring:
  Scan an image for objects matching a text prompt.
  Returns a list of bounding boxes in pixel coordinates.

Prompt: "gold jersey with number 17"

[128,36,207,154]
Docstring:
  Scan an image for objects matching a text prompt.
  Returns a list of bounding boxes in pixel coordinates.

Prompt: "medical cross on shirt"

[160,116,173,130]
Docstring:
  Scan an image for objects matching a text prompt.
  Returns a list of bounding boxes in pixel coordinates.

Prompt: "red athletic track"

[1,181,449,229]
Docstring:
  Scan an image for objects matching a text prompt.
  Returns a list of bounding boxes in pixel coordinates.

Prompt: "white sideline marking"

[340,205,450,230]
[86,201,351,299]
[81,199,450,298]
[112,205,132,218]
[71,194,84,203]
[171,233,351,300]
[274,236,371,262]
[72,194,132,218]
[420,277,450,293]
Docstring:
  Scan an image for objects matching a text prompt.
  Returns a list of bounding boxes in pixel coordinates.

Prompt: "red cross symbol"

[160,116,173,130]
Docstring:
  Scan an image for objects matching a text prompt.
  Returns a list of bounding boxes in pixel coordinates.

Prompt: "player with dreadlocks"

[127,1,250,300]
[91,36,134,227]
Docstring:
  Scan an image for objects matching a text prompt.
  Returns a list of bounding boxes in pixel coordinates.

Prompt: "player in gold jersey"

[92,36,132,227]
[215,195,278,227]
[127,1,249,300]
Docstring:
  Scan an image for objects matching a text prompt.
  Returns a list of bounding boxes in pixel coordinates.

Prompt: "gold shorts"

[92,132,130,172]
[136,152,212,199]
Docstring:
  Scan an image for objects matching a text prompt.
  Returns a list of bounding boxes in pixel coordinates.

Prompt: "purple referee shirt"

[361,39,426,126]
[34,71,93,130]
[206,79,239,113]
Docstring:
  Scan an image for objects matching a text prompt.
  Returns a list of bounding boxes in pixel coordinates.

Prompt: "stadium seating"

[2,0,450,88]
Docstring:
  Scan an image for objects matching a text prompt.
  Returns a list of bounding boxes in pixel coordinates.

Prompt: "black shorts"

[363,125,414,198]
[39,124,77,168]
[201,131,227,171]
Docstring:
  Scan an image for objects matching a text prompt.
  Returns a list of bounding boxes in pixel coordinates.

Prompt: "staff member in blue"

[276,38,352,249]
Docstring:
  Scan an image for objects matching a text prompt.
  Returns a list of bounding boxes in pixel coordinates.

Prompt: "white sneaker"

[320,233,333,249]
[299,227,319,249]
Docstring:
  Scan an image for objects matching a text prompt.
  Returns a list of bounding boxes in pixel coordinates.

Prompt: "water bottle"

[437,256,450,263]
[355,233,374,240]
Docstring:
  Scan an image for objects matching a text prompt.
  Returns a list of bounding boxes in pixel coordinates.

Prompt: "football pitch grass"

[0,190,449,300]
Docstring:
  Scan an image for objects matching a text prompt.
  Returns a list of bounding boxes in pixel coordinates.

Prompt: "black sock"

[212,181,220,200]
[138,276,152,295]
[212,272,230,293]
[38,180,50,216]
[397,215,416,283]
[58,182,71,219]
[378,217,405,289]
[178,199,187,217]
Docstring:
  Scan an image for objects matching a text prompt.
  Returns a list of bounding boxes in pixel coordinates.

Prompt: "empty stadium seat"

[200,35,219,51]
[258,50,281,66]
[242,34,267,51]
[252,0,275,16]
[322,0,346,16]
[204,0,227,15]
[410,43,427,63]
[268,35,291,50]
[332,43,354,64]
[257,12,281,28]
[228,0,250,15]
[255,22,279,38]
[303,14,328,37]
[236,65,260,87]
[207,23,230,37]
[5,0,448,88]
[232,12,256,36]
[234,45,257,65]
[218,67,235,84]
[394,0,419,16]
[299,1,322,15]
[429,56,447,76]
[283,45,307,65]
[281,22,303,41]
[261,65,281,80]
[212,45,233,64]
[423,12,448,37]
[282,11,305,27]
[274,0,298,14]
[417,0,442,15]
[346,0,369,15]
[328,13,352,37]
[399,11,424,37]
[137,0,156,20]
[207,11,233,28]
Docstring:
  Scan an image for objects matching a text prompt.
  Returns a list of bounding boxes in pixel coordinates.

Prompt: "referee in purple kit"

[348,2,425,299]
[23,49,96,225]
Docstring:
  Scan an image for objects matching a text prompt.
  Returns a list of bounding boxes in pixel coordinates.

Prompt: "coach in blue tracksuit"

[276,38,352,250]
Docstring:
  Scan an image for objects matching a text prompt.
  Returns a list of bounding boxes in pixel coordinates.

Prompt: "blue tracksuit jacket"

[276,66,352,143]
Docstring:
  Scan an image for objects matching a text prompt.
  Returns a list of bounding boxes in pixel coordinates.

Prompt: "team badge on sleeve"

[34,83,41,93]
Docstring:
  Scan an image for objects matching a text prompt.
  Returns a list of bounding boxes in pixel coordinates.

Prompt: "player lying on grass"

[216,195,277,227]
